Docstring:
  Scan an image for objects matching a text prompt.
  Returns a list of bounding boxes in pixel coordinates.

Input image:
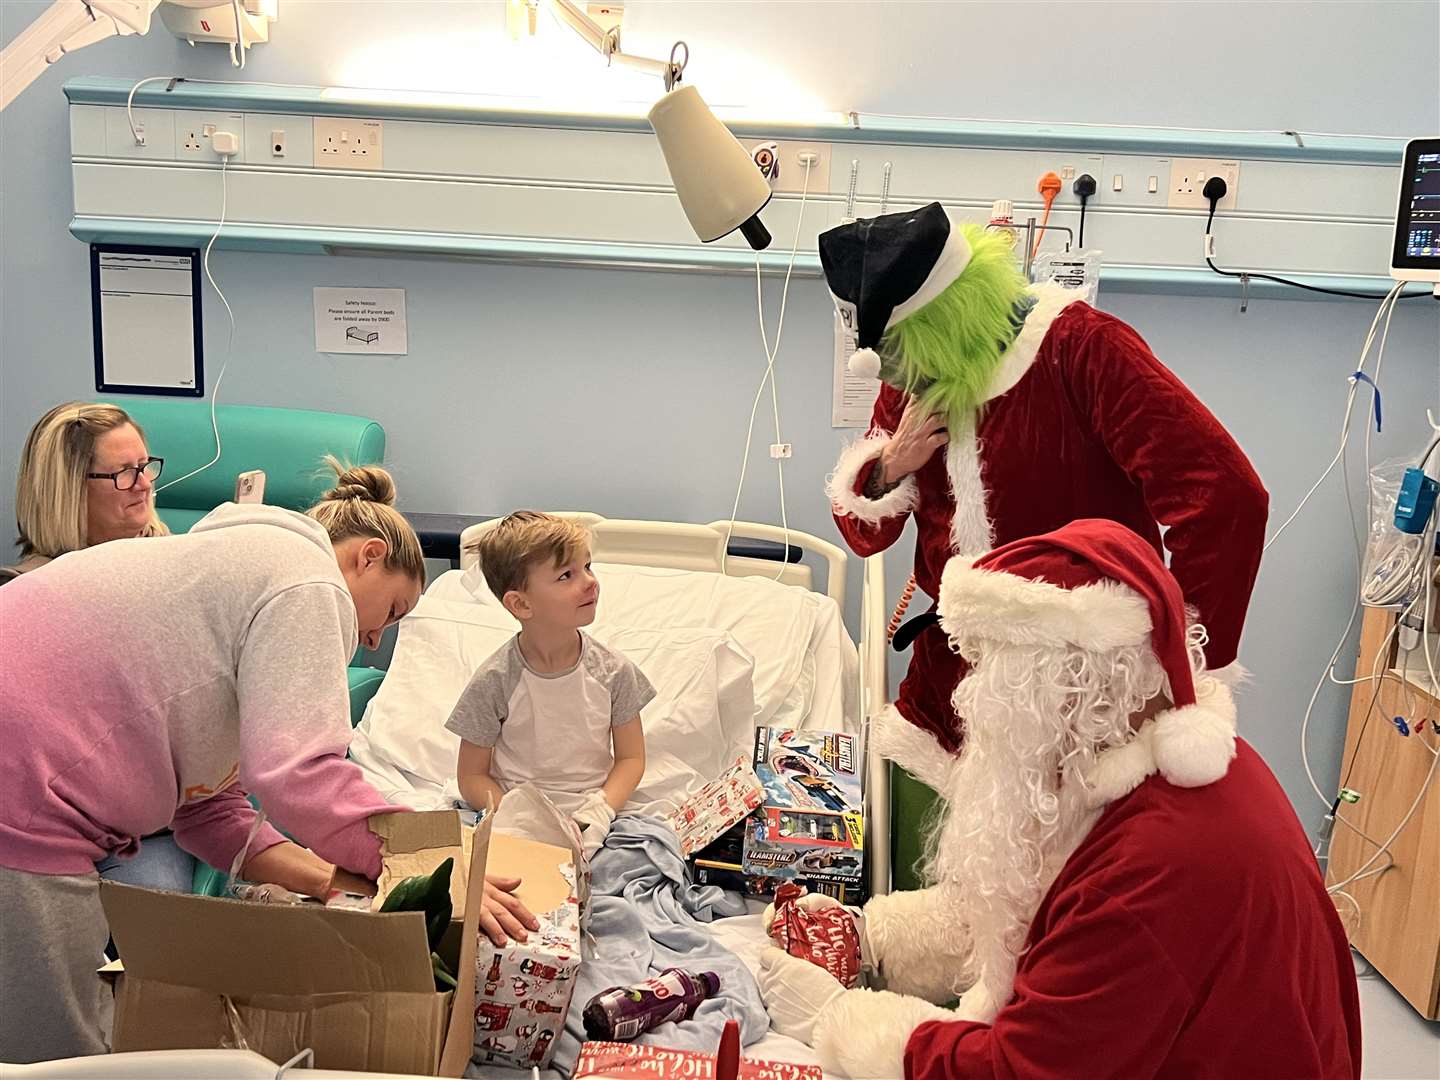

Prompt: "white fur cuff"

[828,436,920,526]
[815,988,953,1078]
[872,703,958,793]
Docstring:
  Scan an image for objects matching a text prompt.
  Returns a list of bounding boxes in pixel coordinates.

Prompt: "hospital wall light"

[522,0,775,250]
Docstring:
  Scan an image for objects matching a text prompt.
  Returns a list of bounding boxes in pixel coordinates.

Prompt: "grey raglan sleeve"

[609,659,656,728]
[444,654,513,747]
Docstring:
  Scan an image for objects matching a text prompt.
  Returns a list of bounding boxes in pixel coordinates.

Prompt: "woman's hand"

[241,840,334,897]
[481,874,540,946]
[878,397,948,486]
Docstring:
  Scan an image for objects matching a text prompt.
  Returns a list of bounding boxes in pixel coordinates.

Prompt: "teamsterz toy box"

[741,728,864,892]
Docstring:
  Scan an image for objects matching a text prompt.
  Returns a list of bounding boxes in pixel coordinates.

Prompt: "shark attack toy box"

[741,728,864,893]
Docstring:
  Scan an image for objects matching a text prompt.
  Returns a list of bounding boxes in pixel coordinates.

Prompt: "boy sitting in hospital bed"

[446,511,652,857]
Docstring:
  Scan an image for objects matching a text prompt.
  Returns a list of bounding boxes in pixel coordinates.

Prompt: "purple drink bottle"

[582,968,722,1041]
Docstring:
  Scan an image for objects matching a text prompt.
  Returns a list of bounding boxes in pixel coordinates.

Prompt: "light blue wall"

[2,1,1438,823]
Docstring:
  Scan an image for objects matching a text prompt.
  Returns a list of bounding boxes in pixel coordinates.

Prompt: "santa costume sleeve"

[1059,317,1268,670]
[828,383,921,556]
[900,884,1192,1080]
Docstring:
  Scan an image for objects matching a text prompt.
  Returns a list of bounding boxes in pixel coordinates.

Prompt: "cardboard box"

[665,755,766,858]
[473,831,583,1069]
[102,811,491,1077]
[574,1040,823,1078]
[742,728,864,891]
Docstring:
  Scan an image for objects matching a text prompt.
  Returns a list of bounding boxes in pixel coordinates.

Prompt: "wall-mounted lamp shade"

[648,85,772,250]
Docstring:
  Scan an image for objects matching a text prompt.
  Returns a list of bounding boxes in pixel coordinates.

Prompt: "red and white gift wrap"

[767,883,862,989]
[666,756,766,858]
[472,864,583,1069]
[574,1040,823,1079]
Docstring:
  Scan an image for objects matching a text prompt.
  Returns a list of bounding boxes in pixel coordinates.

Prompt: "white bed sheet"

[708,909,837,1077]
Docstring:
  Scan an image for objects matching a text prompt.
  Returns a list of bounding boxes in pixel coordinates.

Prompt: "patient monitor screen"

[1392,138,1440,270]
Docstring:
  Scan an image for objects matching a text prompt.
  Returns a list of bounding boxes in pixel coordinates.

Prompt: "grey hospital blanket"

[469,815,769,1078]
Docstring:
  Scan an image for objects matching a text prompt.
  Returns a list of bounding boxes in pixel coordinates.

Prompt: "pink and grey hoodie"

[0,504,394,880]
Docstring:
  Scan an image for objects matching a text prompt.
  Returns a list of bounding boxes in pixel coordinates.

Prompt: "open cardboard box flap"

[101,811,493,1077]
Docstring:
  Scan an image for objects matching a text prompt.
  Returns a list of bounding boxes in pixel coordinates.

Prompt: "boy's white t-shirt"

[445,631,655,796]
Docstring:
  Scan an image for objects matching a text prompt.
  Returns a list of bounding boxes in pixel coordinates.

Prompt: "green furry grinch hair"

[879,223,1029,424]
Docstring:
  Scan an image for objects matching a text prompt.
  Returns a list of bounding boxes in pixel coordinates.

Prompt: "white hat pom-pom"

[848,347,881,379]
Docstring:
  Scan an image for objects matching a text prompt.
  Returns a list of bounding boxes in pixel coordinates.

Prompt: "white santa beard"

[925,638,1166,1005]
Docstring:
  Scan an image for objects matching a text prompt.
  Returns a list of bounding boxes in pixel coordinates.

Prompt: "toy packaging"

[665,755,765,858]
[573,1041,823,1079]
[742,728,864,891]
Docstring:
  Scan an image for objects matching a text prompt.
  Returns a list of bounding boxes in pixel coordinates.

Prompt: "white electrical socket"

[1167,158,1240,210]
[172,111,245,161]
[770,443,793,459]
[270,128,287,158]
[750,141,831,194]
[314,117,383,170]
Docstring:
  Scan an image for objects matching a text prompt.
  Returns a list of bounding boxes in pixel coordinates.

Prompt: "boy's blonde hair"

[306,456,426,582]
[15,400,169,559]
[470,511,591,600]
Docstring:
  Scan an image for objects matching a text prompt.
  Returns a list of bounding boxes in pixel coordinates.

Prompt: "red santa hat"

[938,518,1237,789]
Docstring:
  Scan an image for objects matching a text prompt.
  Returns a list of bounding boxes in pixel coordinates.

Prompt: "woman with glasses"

[2,401,167,583]
[2,403,192,899]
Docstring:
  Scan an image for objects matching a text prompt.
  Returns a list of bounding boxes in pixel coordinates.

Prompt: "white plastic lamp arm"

[0,0,160,112]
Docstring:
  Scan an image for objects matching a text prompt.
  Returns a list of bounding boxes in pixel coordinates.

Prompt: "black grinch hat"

[818,202,973,378]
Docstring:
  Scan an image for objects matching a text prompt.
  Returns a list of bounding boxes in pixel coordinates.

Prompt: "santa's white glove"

[572,791,617,859]
[757,947,847,1046]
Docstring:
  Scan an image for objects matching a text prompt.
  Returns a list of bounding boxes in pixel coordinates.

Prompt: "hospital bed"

[350,514,891,896]
[344,513,895,1077]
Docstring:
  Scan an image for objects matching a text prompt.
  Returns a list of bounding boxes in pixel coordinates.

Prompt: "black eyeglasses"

[87,458,164,491]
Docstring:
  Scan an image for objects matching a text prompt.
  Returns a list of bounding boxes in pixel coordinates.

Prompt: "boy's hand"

[573,790,617,859]
[481,874,540,946]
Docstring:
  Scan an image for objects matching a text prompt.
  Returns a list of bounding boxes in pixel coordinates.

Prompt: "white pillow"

[348,582,757,814]
[448,563,830,728]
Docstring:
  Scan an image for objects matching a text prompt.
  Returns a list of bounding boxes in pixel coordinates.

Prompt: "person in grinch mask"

[822,202,1268,786]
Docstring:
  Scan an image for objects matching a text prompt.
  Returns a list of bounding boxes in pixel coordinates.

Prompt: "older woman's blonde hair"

[306,456,426,582]
[15,401,169,559]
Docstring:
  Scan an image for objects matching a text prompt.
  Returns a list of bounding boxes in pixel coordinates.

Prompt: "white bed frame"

[457,515,893,897]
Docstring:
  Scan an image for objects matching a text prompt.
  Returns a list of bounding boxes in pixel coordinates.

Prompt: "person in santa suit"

[820,202,1269,787]
[757,520,1361,1079]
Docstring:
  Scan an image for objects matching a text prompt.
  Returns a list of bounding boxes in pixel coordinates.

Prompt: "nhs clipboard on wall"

[91,244,204,397]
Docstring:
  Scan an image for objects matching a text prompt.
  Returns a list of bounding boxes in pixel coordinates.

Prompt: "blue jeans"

[95,831,196,893]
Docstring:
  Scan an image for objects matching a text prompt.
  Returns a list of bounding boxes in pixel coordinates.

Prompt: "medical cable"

[1265,282,1404,555]
[1204,190,1430,302]
[1031,172,1062,260]
[156,154,237,495]
[126,75,181,144]
[1322,482,1440,901]
[230,0,246,69]
[1294,284,1405,809]
[723,158,814,580]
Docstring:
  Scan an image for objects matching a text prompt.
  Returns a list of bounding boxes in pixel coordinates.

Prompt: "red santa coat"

[828,285,1269,754]
[902,738,1362,1080]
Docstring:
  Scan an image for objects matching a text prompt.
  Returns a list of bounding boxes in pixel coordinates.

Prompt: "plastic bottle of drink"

[581,968,722,1041]
[989,198,1019,250]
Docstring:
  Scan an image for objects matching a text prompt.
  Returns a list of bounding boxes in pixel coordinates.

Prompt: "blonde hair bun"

[321,457,397,506]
